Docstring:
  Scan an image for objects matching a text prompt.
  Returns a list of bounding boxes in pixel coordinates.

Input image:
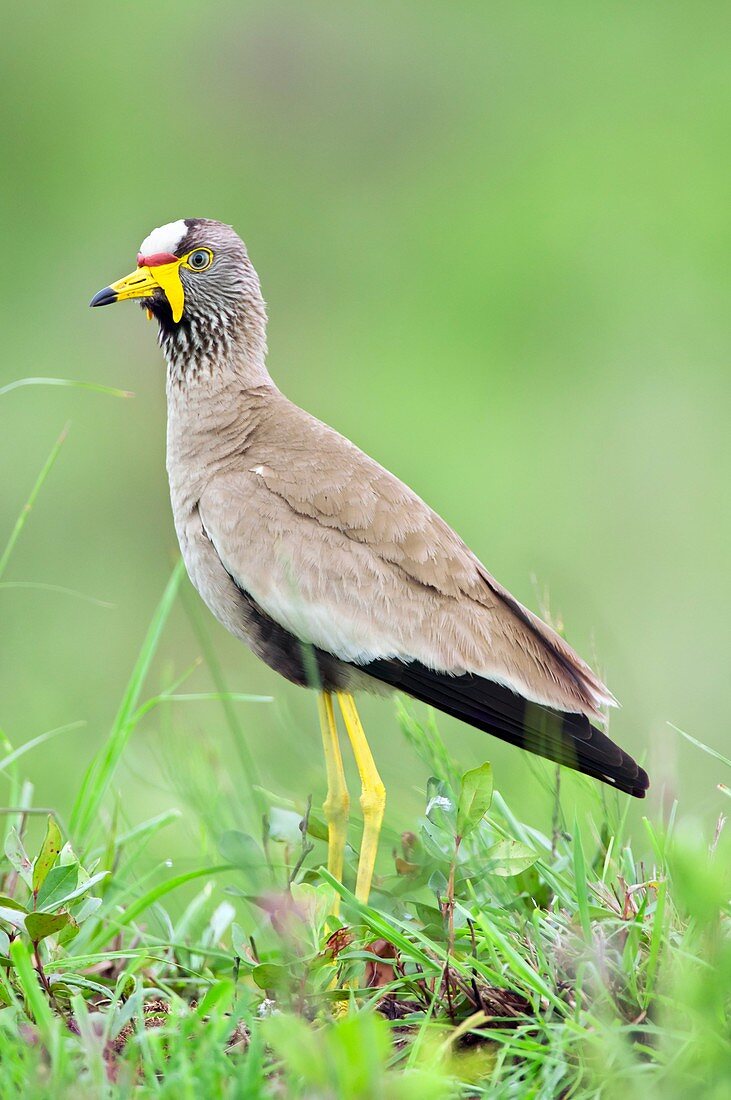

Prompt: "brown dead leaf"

[364,938,397,989]
[325,926,354,958]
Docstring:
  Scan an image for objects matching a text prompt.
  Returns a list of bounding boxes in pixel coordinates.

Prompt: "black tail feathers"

[363,658,649,798]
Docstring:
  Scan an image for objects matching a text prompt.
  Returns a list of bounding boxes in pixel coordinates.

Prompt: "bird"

[90,218,649,906]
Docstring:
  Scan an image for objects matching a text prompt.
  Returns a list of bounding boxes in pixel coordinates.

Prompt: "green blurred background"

[1,2,729,857]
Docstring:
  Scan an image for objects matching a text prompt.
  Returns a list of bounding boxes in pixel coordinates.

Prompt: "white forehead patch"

[139,219,188,256]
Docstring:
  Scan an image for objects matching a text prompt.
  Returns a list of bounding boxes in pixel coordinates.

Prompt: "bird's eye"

[186,248,213,271]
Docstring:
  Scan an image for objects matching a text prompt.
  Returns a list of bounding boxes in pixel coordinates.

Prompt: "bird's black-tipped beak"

[89,286,118,308]
[89,261,186,322]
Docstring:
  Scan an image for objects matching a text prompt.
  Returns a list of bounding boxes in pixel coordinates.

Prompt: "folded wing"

[197,398,647,796]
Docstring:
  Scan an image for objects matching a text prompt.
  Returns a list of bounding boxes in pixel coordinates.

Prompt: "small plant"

[0,815,108,1007]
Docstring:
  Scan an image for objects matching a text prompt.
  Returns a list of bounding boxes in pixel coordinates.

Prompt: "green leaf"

[425,777,455,830]
[72,896,102,924]
[194,979,234,1019]
[305,812,329,843]
[56,914,80,948]
[219,831,266,885]
[38,869,109,913]
[0,896,28,914]
[268,807,304,846]
[428,868,449,900]
[420,819,451,862]
[58,975,113,1000]
[33,816,62,896]
[0,905,26,930]
[4,828,32,887]
[35,863,78,912]
[290,881,336,934]
[25,912,69,944]
[252,963,289,990]
[456,762,493,838]
[231,922,250,961]
[485,839,537,877]
[262,1012,321,1077]
[413,902,447,941]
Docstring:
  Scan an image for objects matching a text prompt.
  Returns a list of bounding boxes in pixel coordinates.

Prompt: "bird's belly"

[221,525,411,665]
[248,581,402,666]
[172,504,368,691]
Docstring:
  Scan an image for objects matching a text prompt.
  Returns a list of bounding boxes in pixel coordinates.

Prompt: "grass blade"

[670,723,731,770]
[0,721,84,776]
[89,865,231,947]
[643,878,667,1008]
[319,868,436,970]
[572,815,592,940]
[131,692,272,722]
[466,904,565,1009]
[9,939,57,1054]
[0,581,114,608]
[0,376,133,399]
[0,424,69,580]
[70,560,185,844]
[180,582,266,827]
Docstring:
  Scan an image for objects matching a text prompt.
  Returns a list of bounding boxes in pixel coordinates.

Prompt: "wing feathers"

[195,398,647,796]
[363,658,648,798]
[250,403,616,720]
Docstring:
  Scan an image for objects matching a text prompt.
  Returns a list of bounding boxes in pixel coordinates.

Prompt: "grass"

[1,412,729,1098]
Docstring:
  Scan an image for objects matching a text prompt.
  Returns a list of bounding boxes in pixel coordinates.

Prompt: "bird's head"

[90,219,267,372]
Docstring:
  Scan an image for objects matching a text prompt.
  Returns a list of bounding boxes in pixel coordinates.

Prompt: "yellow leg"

[336,692,385,904]
[317,692,350,911]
